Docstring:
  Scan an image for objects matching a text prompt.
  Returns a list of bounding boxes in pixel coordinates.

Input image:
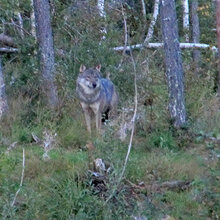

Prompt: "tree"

[191,0,201,72]
[216,0,220,95]
[0,57,8,118]
[97,0,107,41]
[33,0,58,108]
[160,0,186,128]
[182,0,190,42]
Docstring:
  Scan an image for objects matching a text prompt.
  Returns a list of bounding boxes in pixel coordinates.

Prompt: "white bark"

[17,13,24,38]
[15,1,24,38]
[182,0,190,42]
[144,0,160,43]
[113,42,217,51]
[0,57,8,118]
[0,47,19,52]
[97,0,107,40]
[30,0,36,39]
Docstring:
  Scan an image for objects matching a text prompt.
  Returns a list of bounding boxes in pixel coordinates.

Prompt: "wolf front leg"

[95,112,102,133]
[81,102,92,133]
[90,102,101,133]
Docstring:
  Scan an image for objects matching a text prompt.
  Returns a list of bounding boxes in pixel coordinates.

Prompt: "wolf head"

[77,65,102,94]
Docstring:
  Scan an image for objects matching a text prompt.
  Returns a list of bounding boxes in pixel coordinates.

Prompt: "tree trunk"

[191,0,201,72]
[0,57,8,118]
[140,0,146,22]
[33,0,58,109]
[182,0,190,42]
[15,0,24,39]
[216,0,220,96]
[144,0,160,44]
[30,0,37,39]
[160,0,186,128]
[97,0,107,41]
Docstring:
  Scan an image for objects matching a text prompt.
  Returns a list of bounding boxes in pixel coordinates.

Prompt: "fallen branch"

[0,34,15,47]
[113,42,217,52]
[127,179,191,192]
[0,47,19,53]
[11,148,25,207]
[161,180,191,190]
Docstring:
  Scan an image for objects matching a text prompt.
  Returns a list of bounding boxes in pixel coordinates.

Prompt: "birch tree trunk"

[191,0,200,71]
[216,0,220,95]
[97,0,107,41]
[30,0,36,39]
[15,1,24,39]
[182,0,190,42]
[144,0,160,43]
[33,0,58,109]
[160,0,186,128]
[0,57,8,118]
[140,0,146,22]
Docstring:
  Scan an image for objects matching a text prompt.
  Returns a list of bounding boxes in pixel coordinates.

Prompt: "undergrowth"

[1,50,220,219]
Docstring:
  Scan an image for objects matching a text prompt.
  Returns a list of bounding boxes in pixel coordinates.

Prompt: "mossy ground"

[0,109,219,219]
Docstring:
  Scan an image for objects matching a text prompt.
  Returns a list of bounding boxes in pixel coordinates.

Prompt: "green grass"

[0,131,219,219]
[0,41,219,219]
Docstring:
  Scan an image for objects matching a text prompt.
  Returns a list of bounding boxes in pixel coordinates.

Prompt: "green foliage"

[0,0,220,219]
[147,129,176,149]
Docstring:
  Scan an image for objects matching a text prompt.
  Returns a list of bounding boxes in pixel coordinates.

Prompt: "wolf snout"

[92,83,97,88]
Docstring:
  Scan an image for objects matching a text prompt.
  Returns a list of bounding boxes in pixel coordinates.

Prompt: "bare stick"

[118,44,138,184]
[105,10,138,204]
[11,148,25,207]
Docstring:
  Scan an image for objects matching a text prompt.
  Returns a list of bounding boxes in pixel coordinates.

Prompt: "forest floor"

[0,121,219,219]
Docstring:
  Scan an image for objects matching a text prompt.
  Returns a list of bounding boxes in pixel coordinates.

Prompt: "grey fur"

[76,65,119,133]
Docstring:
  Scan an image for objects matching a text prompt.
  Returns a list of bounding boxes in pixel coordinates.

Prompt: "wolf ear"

[95,64,101,72]
[80,64,86,73]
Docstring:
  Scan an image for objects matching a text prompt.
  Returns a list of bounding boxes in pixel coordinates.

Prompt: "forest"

[0,0,219,219]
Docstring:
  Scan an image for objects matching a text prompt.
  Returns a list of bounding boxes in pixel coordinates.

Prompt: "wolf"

[76,64,119,133]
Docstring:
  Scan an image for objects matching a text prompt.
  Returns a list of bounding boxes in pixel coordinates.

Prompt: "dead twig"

[11,148,25,207]
[105,10,138,204]
[5,141,18,155]
[42,129,57,161]
[126,179,191,192]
